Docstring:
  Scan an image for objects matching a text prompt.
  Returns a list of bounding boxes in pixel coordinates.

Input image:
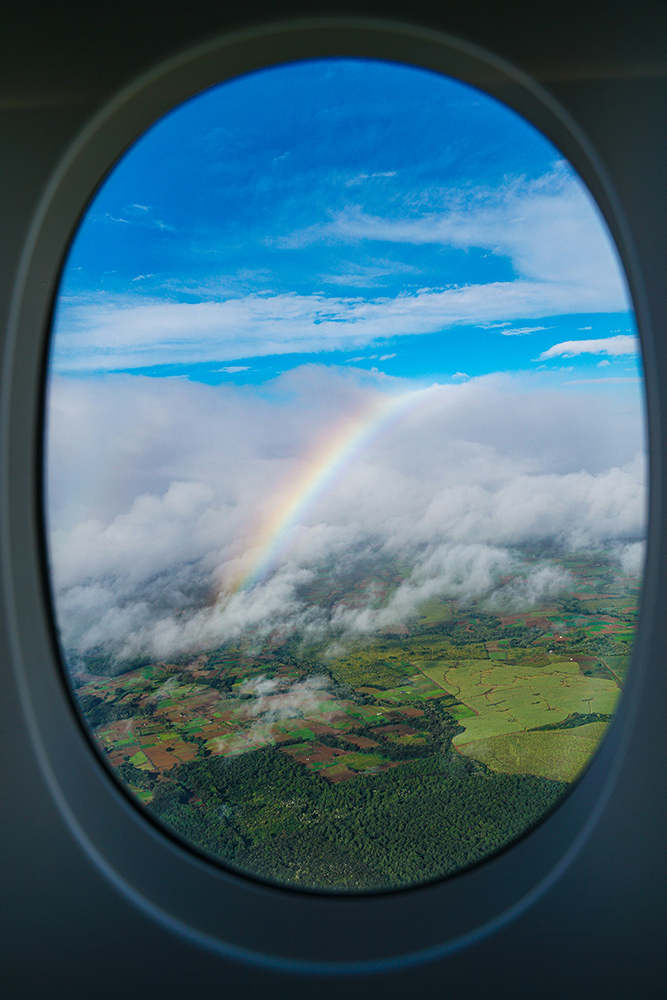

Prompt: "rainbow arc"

[226,383,441,594]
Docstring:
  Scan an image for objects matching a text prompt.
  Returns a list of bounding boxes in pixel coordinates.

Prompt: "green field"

[343,752,388,771]
[604,655,631,683]
[418,598,453,624]
[420,659,619,747]
[457,721,609,781]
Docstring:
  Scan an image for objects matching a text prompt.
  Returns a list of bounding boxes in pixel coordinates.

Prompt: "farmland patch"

[457,721,608,781]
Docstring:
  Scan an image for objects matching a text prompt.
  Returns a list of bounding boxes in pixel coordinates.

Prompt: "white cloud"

[539,334,639,360]
[318,257,420,287]
[53,276,632,373]
[618,540,646,576]
[501,326,548,336]
[51,165,633,374]
[46,366,647,663]
[345,171,397,186]
[277,167,630,310]
[565,377,642,385]
[239,673,334,735]
[215,366,251,373]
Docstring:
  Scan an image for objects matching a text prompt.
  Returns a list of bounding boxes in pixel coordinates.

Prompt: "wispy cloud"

[317,257,421,287]
[501,326,549,336]
[52,275,634,373]
[273,168,629,315]
[345,171,397,186]
[53,161,632,374]
[99,203,176,233]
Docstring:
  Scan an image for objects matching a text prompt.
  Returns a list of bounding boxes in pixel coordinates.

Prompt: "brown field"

[393,706,424,719]
[344,735,379,748]
[200,728,232,740]
[498,613,526,626]
[307,748,347,764]
[326,712,356,728]
[143,746,183,771]
[100,720,137,740]
[308,723,340,736]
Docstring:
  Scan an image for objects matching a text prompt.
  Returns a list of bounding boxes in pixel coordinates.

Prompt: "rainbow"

[227,384,436,593]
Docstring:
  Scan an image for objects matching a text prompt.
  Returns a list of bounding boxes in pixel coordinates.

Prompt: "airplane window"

[44,57,646,893]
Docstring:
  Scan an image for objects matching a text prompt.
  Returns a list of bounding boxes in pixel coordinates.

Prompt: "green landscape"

[71,547,638,892]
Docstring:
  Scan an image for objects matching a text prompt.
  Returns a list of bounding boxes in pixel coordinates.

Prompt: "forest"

[147,740,567,891]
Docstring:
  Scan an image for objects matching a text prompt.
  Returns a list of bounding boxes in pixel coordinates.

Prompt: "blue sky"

[52,58,640,392]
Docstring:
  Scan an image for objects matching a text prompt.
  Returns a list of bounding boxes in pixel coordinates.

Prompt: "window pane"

[45,58,646,892]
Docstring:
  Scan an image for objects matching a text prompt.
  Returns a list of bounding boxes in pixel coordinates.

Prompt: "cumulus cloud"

[46,366,647,664]
[240,673,333,722]
[484,563,573,612]
[539,334,639,360]
[324,544,523,637]
[206,673,338,749]
[618,540,646,576]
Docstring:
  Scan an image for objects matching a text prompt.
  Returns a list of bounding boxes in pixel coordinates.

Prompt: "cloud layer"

[46,366,647,664]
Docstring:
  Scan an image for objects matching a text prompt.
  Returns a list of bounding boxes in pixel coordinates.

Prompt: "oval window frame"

[2,15,653,973]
